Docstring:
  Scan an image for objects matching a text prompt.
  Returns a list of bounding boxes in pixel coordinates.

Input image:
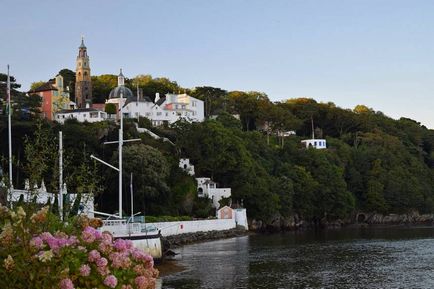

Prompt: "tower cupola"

[118,69,125,86]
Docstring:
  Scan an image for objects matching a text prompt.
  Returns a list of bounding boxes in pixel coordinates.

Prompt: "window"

[165,112,168,116]
[157,112,162,116]
[182,105,186,109]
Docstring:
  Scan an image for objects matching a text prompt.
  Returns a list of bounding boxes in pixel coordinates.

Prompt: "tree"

[129,75,181,101]
[58,69,76,101]
[91,74,118,103]
[30,81,46,91]
[105,103,116,114]
[117,144,170,215]
[227,91,270,131]
[23,121,56,191]
[365,159,387,212]
[190,86,228,117]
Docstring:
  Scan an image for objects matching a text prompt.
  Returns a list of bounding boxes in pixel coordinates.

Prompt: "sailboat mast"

[7,65,13,191]
[119,90,124,219]
[130,173,133,221]
[59,131,63,221]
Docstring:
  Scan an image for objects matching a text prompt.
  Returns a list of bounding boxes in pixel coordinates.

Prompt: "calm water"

[161,227,434,289]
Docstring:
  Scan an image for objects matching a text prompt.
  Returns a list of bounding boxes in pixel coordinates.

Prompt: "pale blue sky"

[1,0,434,127]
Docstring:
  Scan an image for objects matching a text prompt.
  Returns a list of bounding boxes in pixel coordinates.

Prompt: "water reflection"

[162,227,434,289]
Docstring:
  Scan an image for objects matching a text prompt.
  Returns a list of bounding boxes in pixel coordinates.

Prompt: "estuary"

[162,227,434,289]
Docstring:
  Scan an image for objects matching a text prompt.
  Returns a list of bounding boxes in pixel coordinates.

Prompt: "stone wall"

[149,219,237,236]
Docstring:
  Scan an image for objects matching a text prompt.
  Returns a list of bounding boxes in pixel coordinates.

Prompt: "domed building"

[105,69,205,125]
[108,70,134,100]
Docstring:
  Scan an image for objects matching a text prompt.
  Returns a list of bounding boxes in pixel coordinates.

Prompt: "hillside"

[2,73,434,225]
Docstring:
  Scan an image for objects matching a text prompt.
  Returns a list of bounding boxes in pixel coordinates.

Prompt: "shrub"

[0,205,158,289]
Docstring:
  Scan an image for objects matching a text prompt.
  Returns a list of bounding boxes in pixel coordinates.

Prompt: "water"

[161,226,434,289]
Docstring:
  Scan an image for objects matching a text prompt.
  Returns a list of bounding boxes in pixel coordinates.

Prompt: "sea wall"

[162,228,248,249]
[149,219,237,236]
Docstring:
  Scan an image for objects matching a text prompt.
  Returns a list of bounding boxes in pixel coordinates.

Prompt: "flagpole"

[7,65,13,191]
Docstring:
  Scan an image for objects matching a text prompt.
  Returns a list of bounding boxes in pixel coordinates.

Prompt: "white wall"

[209,188,231,208]
[10,189,94,217]
[55,111,107,124]
[235,208,248,230]
[149,219,236,236]
[301,139,327,149]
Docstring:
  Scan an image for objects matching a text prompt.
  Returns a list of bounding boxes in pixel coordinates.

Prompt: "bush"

[0,205,158,289]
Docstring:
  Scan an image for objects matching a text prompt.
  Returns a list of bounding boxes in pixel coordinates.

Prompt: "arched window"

[84,71,88,76]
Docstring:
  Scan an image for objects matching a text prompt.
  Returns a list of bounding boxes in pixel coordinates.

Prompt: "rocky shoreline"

[160,212,434,253]
[250,211,434,231]
[161,228,250,250]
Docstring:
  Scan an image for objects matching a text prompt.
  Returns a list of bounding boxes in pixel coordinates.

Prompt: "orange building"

[29,75,71,120]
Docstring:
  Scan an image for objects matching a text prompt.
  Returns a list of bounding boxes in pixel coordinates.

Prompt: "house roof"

[156,97,166,106]
[125,95,153,106]
[28,82,58,93]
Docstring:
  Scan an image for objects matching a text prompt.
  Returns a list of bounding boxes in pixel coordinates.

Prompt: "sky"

[1,0,434,127]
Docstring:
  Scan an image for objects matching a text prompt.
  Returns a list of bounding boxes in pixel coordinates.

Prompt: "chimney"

[155,92,160,103]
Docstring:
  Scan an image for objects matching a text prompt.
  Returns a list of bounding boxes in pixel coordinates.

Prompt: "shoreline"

[161,228,251,250]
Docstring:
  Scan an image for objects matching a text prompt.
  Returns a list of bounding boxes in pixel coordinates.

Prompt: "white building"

[301,118,327,149]
[54,108,107,124]
[196,177,231,209]
[216,206,248,230]
[106,70,204,126]
[301,139,327,149]
[278,130,296,137]
[179,158,195,176]
[8,180,94,217]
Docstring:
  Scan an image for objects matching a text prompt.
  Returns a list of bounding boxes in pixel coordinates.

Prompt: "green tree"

[30,81,46,91]
[58,68,76,101]
[118,144,170,215]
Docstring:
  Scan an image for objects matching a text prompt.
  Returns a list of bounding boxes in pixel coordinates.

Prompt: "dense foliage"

[3,73,434,224]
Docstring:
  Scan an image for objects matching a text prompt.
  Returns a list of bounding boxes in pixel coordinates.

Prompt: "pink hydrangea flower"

[97,265,110,276]
[40,232,53,241]
[96,257,108,268]
[101,232,113,243]
[59,278,74,289]
[29,236,44,249]
[103,275,118,288]
[113,239,128,251]
[135,276,149,289]
[98,240,113,254]
[81,227,96,243]
[88,249,101,262]
[79,264,91,277]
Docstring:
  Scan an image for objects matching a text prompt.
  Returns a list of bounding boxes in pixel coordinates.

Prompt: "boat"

[91,69,162,260]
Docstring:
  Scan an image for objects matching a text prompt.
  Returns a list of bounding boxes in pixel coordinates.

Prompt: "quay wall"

[149,219,237,236]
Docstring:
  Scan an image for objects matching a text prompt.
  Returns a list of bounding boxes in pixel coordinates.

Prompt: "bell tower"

[75,36,92,108]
